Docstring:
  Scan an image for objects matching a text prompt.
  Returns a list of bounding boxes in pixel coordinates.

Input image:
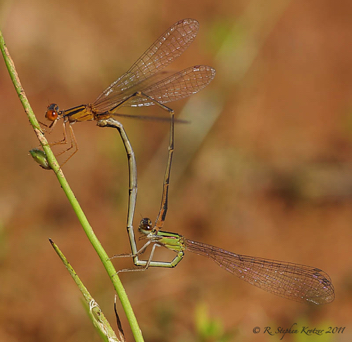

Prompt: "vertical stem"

[0,30,144,342]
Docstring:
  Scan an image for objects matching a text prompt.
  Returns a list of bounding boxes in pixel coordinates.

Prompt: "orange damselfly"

[43,19,215,270]
[44,18,215,163]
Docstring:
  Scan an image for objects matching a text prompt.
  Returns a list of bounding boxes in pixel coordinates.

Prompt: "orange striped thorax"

[45,103,111,124]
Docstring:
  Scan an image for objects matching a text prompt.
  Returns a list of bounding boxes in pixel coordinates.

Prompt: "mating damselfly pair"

[42,18,334,305]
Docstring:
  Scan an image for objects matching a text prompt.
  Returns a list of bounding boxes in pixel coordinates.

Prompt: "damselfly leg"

[42,19,215,165]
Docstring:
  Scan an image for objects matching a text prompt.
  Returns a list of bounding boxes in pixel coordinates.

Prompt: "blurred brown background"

[1,0,352,341]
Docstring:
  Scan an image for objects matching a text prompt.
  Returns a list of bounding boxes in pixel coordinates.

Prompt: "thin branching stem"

[0,30,144,342]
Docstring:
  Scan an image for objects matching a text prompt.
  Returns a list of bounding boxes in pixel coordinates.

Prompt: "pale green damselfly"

[103,109,334,305]
[100,20,334,305]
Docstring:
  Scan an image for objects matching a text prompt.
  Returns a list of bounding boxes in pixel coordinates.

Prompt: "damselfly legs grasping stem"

[90,18,214,261]
[43,19,215,165]
[94,20,334,305]
[97,95,175,261]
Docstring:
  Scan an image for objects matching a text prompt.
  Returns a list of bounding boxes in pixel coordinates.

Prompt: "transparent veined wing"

[94,19,199,112]
[124,65,216,107]
[185,239,335,304]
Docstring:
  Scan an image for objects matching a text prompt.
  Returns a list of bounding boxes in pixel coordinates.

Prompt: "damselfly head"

[138,218,153,233]
[45,103,60,122]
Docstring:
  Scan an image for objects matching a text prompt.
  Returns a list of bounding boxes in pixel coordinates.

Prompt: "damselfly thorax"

[43,18,215,165]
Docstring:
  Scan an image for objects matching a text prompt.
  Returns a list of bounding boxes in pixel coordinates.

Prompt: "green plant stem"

[0,30,144,342]
[49,239,122,342]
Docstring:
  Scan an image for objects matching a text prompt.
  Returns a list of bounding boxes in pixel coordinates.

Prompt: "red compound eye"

[45,104,59,121]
